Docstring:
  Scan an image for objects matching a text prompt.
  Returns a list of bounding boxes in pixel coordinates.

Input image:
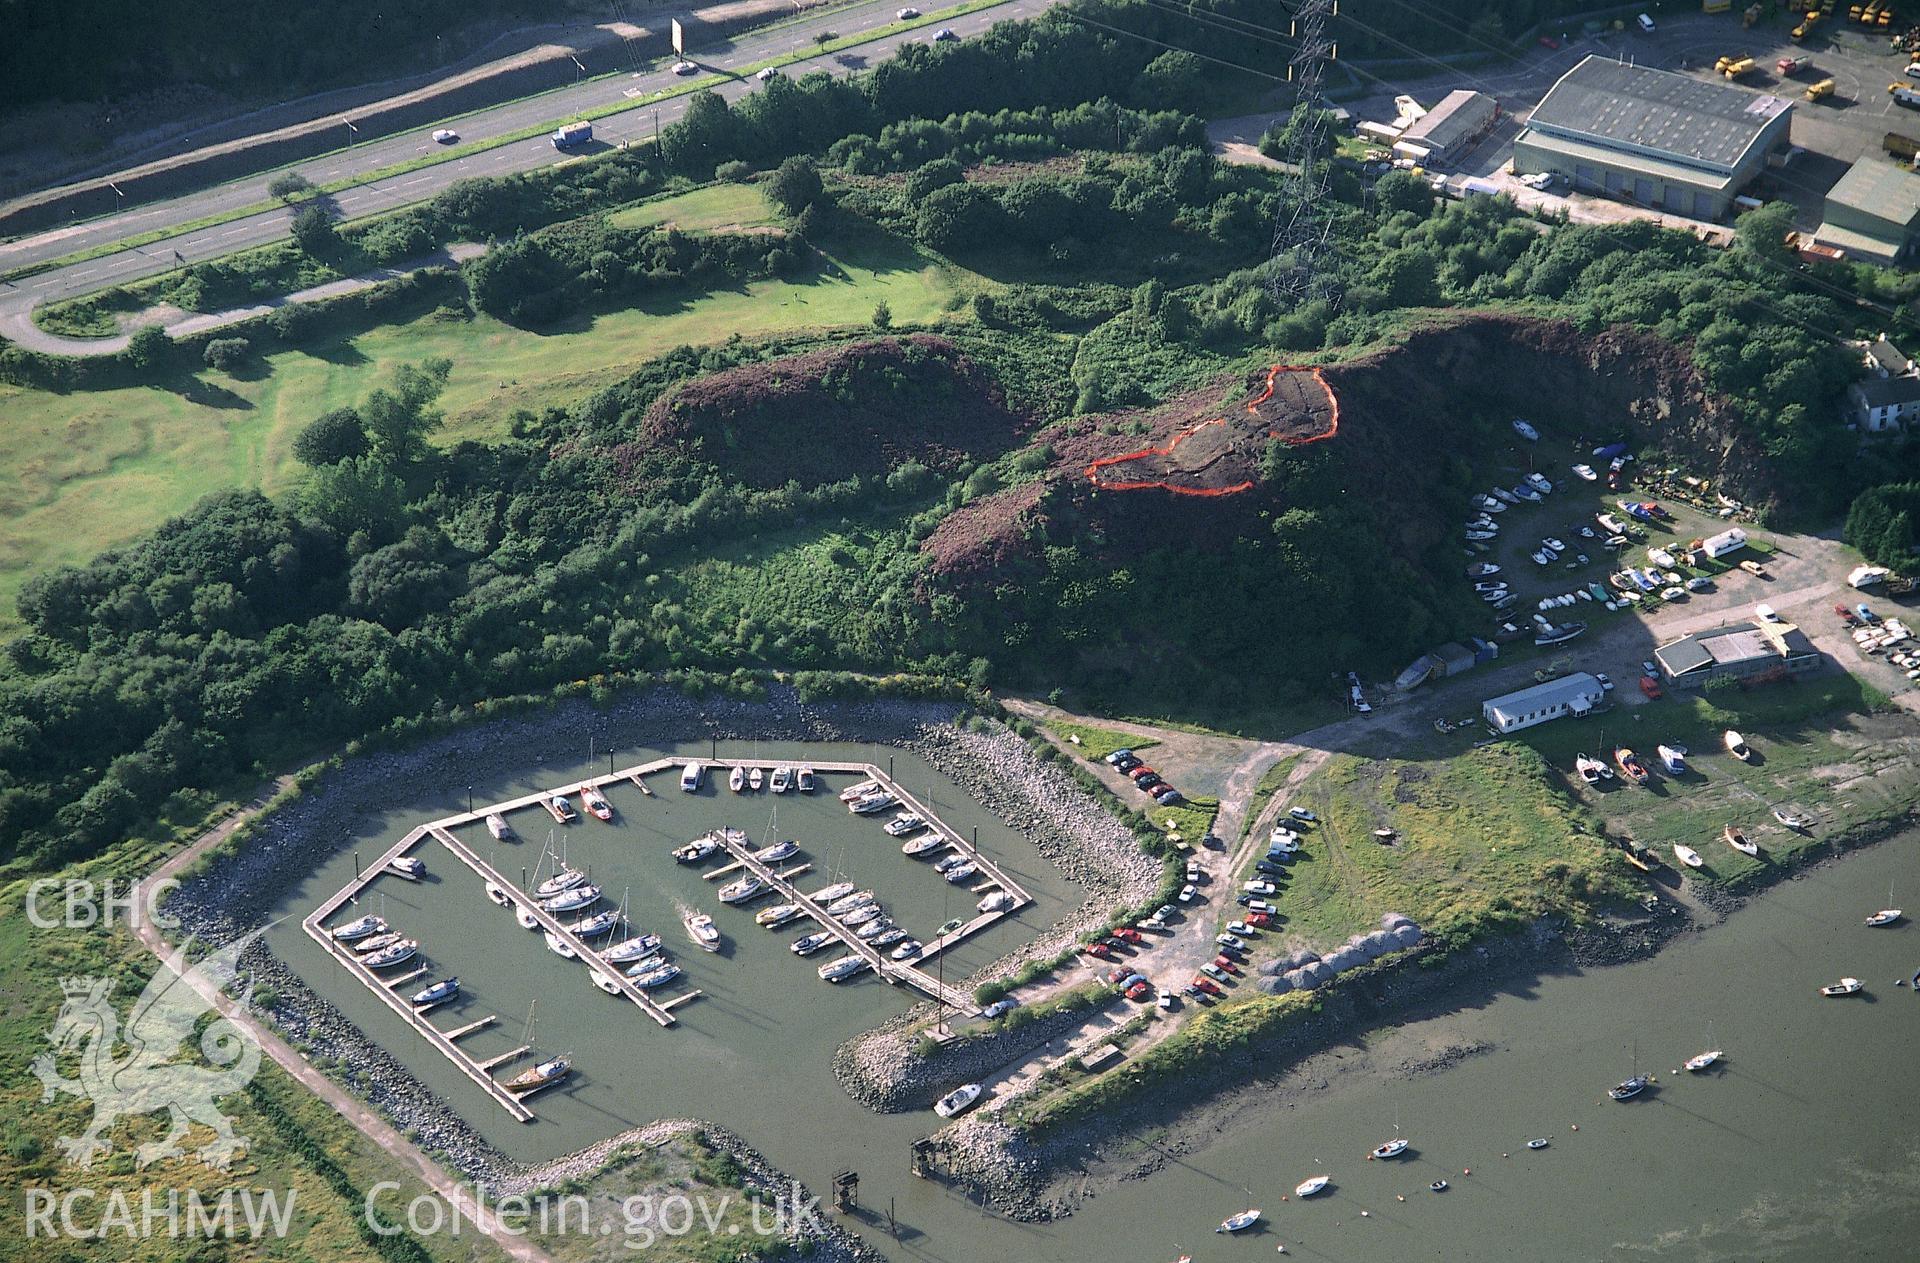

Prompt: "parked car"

[1288,807,1318,823]
[1134,774,1163,791]
[1244,899,1277,914]
[1538,34,1561,48]
[1243,879,1277,895]
[1595,672,1614,691]
[1639,675,1664,699]
[1154,904,1178,921]
[1104,748,1134,765]
[1212,956,1241,974]
[1740,559,1769,577]
[1154,788,1185,805]
[1216,932,1247,950]
[982,998,1019,1018]
[1255,860,1287,876]
[1178,884,1197,903]
[1685,577,1713,592]
[1112,755,1141,772]
[1156,989,1175,1010]
[1126,980,1153,1001]
[1127,765,1158,781]
[1190,977,1223,996]
[1081,941,1112,959]
[1105,965,1132,985]
[1857,603,1879,623]
[1226,920,1256,936]
[1641,659,1660,677]
[1112,926,1144,944]
[1199,963,1229,982]
[1247,911,1274,928]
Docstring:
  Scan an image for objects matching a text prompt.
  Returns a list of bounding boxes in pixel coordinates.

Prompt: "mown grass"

[1147,797,1217,842]
[1241,751,1302,836]
[1244,744,1636,950]
[0,230,984,635]
[1507,671,1917,883]
[607,183,778,235]
[1040,718,1158,762]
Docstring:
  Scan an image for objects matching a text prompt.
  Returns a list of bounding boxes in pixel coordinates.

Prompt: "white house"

[1848,376,1920,433]
[1482,673,1606,735]
[1701,527,1749,559]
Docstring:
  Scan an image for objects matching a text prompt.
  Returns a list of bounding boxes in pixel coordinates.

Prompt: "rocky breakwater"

[1256,912,1426,993]
[836,721,1160,1112]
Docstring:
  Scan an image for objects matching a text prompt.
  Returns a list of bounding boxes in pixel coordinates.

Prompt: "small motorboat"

[838,779,881,803]
[936,917,965,936]
[679,762,704,792]
[549,794,577,822]
[1657,744,1687,775]
[1513,418,1540,441]
[515,906,539,930]
[363,939,419,968]
[1294,1175,1330,1198]
[943,862,979,884]
[628,961,682,989]
[605,932,662,963]
[1609,1075,1650,1101]
[818,954,872,983]
[1571,463,1597,481]
[1215,1207,1262,1234]
[332,914,386,941]
[581,786,613,821]
[1684,1049,1722,1072]
[1614,749,1650,785]
[567,907,619,937]
[1821,977,1864,996]
[544,931,577,959]
[903,833,946,857]
[791,931,836,956]
[842,904,883,927]
[1866,908,1903,927]
[590,970,623,995]
[353,931,403,955]
[1724,825,1757,857]
[390,856,426,879]
[540,883,600,913]
[484,883,513,908]
[410,977,459,1006]
[1493,487,1520,504]
[749,766,764,792]
[717,876,767,904]
[673,835,720,864]
[729,766,746,793]
[1525,1138,1550,1150]
[979,891,1014,914]
[535,867,587,898]
[1573,754,1610,785]
[1724,730,1753,762]
[754,840,800,864]
[770,766,792,793]
[485,813,512,841]
[889,938,922,960]
[1773,806,1812,830]
[503,1055,570,1093]
[884,813,927,837]
[1370,1137,1410,1160]
[796,767,816,793]
[1430,1180,1449,1192]
[809,881,856,904]
[850,790,898,815]
[934,1082,984,1118]
[756,903,804,928]
[1673,845,1704,869]
[684,912,722,950]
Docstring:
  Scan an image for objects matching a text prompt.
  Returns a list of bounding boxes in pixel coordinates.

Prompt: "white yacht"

[770,766,793,793]
[934,1083,983,1118]
[818,955,872,983]
[331,913,386,941]
[684,911,722,950]
[680,762,704,791]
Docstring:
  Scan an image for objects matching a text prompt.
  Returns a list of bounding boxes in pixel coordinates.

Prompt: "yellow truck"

[1806,77,1837,100]
[1702,0,1730,11]
[1718,55,1757,77]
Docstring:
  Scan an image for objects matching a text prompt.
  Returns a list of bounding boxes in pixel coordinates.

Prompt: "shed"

[1396,90,1500,169]
[1700,526,1748,557]
[1481,672,1607,734]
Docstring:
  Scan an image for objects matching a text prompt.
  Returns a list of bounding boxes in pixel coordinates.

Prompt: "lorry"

[1806,77,1837,101]
[1884,130,1920,160]
[550,120,593,150]
[1715,55,1757,78]
[1777,54,1813,74]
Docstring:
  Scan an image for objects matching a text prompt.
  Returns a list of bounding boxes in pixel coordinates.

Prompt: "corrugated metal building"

[1653,620,1820,689]
[1393,90,1500,169]
[1812,157,1920,265]
[1512,56,1792,220]
[1482,672,1607,734]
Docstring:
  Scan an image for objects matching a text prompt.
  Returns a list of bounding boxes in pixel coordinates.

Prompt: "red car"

[1106,965,1132,984]
[1112,926,1144,944]
[1639,675,1664,699]
[1213,956,1241,974]
[1538,34,1561,49]
[1247,912,1274,928]
[1082,941,1112,959]
[1190,976,1223,996]
[1128,765,1158,781]
[1126,981,1153,1001]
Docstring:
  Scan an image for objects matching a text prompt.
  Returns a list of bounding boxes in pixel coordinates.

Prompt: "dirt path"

[130,777,550,1263]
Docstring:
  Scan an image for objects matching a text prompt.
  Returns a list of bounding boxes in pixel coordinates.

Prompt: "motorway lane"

[0,0,1052,298]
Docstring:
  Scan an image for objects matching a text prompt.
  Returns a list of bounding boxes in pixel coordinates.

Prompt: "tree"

[659,91,741,176]
[202,337,251,372]
[766,156,824,216]
[915,182,1001,253]
[291,202,340,256]
[904,158,964,203]
[1129,50,1212,115]
[299,454,408,540]
[294,408,371,467]
[267,172,314,202]
[124,326,171,372]
[872,301,893,329]
[1374,169,1435,216]
[359,358,452,466]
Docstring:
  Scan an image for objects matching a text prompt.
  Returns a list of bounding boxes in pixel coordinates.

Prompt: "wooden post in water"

[352,851,360,880]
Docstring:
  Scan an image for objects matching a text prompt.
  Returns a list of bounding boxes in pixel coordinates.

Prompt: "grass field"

[1236,744,1635,951]
[0,230,985,635]
[1040,719,1158,762]
[607,183,779,235]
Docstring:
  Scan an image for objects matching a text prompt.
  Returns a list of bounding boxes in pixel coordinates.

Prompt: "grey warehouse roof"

[1827,157,1920,227]
[1528,56,1790,172]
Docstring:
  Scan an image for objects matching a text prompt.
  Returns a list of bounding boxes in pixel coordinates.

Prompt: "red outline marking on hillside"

[1083,365,1339,496]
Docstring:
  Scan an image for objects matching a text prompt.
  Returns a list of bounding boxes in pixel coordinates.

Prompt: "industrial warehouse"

[1511,55,1793,219]
[1653,620,1822,690]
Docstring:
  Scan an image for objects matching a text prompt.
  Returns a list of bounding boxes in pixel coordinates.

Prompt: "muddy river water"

[268,741,1919,1262]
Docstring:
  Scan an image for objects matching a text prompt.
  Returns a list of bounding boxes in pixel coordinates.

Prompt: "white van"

[1904,62,1920,80]
[1637,13,1655,32]
[680,761,704,791]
